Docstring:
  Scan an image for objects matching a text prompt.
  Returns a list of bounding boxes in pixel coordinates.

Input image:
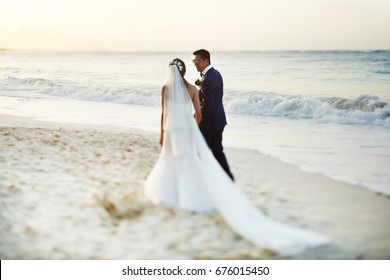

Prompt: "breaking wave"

[2,75,389,127]
[225,91,390,127]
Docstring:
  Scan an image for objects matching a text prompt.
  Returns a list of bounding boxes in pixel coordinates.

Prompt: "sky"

[1,0,390,51]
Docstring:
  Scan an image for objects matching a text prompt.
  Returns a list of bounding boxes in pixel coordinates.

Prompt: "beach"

[1,113,389,260]
[1,50,389,260]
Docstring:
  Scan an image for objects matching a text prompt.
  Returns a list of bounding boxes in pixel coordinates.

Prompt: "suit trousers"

[203,129,234,181]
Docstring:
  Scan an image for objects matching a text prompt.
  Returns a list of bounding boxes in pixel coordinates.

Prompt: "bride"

[144,58,327,255]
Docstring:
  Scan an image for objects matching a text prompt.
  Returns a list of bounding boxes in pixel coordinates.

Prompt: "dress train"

[145,106,328,255]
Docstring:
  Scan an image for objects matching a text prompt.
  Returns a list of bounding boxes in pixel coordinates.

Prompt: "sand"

[0,114,389,259]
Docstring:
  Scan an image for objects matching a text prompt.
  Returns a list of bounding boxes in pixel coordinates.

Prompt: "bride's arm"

[159,86,165,146]
[190,86,202,124]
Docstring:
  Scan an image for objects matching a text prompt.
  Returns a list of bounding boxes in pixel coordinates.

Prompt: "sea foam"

[2,74,390,127]
[225,91,390,127]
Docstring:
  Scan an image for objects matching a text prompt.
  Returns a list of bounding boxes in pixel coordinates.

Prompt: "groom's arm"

[200,78,215,121]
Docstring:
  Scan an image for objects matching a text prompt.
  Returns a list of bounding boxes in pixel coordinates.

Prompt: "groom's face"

[193,55,208,73]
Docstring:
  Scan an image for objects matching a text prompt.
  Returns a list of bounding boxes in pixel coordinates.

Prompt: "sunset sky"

[1,0,389,51]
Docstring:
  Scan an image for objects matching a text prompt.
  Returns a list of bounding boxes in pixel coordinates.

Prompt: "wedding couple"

[144,49,327,255]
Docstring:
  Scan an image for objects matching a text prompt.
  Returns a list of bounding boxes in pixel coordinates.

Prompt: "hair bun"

[169,58,186,76]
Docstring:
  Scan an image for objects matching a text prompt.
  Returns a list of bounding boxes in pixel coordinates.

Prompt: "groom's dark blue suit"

[199,67,234,180]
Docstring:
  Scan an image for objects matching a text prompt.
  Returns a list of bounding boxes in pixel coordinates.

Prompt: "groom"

[193,49,234,181]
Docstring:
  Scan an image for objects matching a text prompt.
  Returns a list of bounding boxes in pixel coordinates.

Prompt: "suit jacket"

[199,67,227,137]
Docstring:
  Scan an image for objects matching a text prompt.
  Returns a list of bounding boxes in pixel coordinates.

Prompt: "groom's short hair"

[193,49,211,64]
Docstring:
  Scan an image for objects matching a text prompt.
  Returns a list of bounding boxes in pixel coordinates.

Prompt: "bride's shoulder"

[186,84,199,100]
[187,84,198,93]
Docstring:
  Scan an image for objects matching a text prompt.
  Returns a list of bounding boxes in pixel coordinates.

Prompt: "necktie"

[200,72,204,77]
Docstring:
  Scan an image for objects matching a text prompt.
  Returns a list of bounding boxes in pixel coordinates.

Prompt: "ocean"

[1,50,390,195]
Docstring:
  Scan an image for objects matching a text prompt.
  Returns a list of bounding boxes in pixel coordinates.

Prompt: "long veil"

[163,65,194,156]
[145,65,328,255]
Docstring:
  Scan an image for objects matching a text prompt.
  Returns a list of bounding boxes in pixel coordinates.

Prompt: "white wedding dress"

[144,65,327,255]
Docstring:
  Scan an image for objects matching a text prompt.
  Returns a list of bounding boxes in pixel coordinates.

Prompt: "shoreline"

[1,95,389,197]
[1,114,390,259]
